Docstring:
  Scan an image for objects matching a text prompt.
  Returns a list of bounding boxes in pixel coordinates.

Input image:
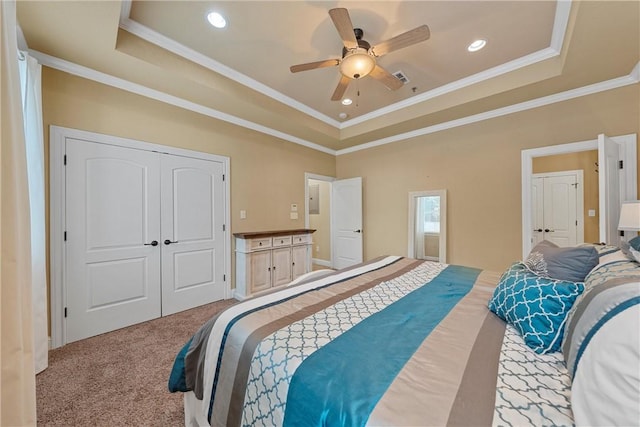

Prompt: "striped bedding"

[561,257,640,425]
[169,256,573,427]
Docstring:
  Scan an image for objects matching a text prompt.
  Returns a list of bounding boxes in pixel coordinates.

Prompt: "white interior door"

[65,139,161,343]
[598,133,622,245]
[331,177,363,269]
[543,175,578,246]
[160,155,226,315]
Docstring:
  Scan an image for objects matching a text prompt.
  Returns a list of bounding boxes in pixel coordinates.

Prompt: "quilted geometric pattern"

[493,324,573,426]
[241,261,447,427]
[488,263,584,354]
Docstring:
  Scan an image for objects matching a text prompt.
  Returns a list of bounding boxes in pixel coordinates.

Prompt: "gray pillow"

[629,235,640,251]
[524,240,598,282]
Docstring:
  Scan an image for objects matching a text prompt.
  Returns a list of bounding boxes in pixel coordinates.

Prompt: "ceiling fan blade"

[329,8,358,50]
[331,75,351,101]
[369,65,403,90]
[371,25,430,57]
[290,59,340,73]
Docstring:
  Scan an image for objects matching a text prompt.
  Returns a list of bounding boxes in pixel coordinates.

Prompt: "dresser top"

[233,229,316,239]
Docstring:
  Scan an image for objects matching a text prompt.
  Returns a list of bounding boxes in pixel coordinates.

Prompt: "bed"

[168,242,640,427]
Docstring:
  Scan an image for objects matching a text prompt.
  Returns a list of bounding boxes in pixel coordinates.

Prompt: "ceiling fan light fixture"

[339,48,376,79]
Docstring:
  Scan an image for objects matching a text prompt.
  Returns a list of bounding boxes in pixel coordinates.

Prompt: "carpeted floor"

[36,298,237,426]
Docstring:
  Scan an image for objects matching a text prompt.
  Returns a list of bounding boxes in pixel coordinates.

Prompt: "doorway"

[521,133,637,257]
[306,175,333,268]
[304,173,363,269]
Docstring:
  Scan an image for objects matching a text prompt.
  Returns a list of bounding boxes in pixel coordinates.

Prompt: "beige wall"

[533,150,599,243]
[337,85,640,272]
[41,67,639,296]
[308,179,331,262]
[42,68,336,297]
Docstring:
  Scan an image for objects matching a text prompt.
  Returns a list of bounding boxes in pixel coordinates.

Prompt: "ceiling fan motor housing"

[341,28,371,57]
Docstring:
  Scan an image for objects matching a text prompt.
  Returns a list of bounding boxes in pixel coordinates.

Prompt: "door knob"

[144,240,158,246]
[534,229,543,232]
[544,229,550,233]
[354,229,362,233]
[164,239,178,245]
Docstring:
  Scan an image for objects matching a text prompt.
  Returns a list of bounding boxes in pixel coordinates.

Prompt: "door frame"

[49,125,231,348]
[304,172,335,268]
[532,170,584,246]
[521,133,637,258]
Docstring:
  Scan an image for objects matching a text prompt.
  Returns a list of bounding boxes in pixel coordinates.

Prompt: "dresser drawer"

[250,238,272,250]
[292,234,311,245]
[272,235,292,247]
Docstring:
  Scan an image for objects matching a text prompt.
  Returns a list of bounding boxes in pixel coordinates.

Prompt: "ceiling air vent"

[392,71,409,84]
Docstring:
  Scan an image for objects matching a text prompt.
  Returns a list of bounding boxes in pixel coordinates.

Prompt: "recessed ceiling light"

[467,39,486,52]
[207,12,226,28]
[338,112,348,119]
[341,98,352,106]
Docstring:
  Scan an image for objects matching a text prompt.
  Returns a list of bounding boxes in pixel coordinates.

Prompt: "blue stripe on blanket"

[282,265,481,427]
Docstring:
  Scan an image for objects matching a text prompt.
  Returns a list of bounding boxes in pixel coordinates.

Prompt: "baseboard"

[312,258,331,268]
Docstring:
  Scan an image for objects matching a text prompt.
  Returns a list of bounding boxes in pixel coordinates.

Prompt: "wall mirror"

[408,190,447,262]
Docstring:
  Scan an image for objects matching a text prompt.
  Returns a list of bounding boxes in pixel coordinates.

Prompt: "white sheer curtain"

[19,52,48,374]
[0,0,38,424]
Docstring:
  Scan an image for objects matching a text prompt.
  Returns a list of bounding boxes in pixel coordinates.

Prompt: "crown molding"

[336,62,640,155]
[31,48,638,158]
[340,46,560,128]
[30,50,337,156]
[118,16,341,129]
[119,0,572,131]
[341,0,572,128]
[550,0,572,52]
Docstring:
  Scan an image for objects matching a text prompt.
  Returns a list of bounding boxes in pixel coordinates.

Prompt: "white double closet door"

[532,171,583,247]
[65,138,225,343]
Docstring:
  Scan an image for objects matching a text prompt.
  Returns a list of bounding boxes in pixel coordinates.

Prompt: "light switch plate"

[291,203,298,212]
[240,210,246,219]
[290,212,298,220]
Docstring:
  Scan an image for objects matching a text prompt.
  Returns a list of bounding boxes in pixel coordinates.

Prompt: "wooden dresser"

[234,229,315,299]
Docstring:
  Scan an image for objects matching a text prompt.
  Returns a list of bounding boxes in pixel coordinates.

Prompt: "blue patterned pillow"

[488,263,584,354]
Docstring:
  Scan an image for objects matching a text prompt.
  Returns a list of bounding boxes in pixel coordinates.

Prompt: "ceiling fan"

[290,8,430,101]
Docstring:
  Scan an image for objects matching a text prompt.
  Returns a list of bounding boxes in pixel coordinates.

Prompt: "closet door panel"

[65,138,161,343]
[161,154,226,315]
